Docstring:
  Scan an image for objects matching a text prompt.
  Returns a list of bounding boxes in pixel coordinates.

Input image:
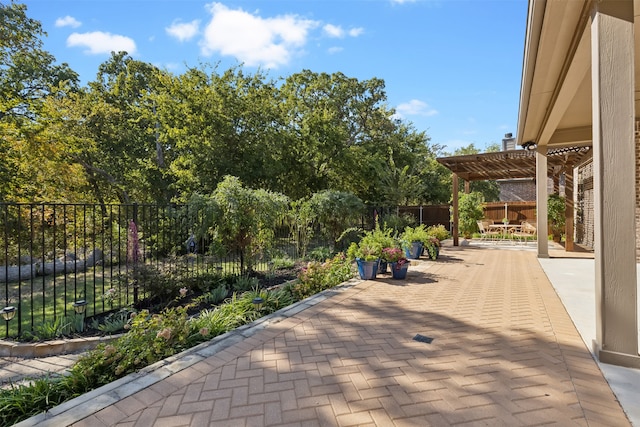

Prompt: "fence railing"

[0,203,310,338]
[1,202,451,338]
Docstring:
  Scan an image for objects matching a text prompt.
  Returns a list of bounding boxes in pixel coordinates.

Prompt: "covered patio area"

[437,145,591,251]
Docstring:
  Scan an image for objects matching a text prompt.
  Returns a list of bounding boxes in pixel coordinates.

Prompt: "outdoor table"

[488,223,522,239]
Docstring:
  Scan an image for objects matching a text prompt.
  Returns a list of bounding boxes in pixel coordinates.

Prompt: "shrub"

[269,255,295,270]
[293,253,353,300]
[192,286,229,306]
[401,225,430,247]
[232,275,260,292]
[380,212,416,233]
[344,222,399,262]
[307,246,333,262]
[426,224,450,242]
[458,192,485,238]
[70,307,193,387]
[89,308,136,334]
[548,194,565,240]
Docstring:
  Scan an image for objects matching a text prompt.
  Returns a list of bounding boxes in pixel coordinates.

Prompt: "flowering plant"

[382,247,409,270]
[381,247,405,263]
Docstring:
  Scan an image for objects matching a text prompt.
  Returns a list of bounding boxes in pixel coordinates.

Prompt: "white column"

[592,1,640,368]
[536,148,549,258]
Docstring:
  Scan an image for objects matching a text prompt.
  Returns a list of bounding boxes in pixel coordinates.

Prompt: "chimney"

[502,133,516,151]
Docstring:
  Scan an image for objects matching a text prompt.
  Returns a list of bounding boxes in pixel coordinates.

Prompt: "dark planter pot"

[356,258,379,280]
[379,260,388,274]
[404,241,423,259]
[390,260,410,279]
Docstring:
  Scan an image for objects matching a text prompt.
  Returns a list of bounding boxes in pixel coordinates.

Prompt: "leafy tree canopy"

[2,2,455,209]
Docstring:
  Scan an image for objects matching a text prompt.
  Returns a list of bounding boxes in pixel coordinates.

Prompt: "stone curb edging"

[0,334,124,358]
[14,277,365,427]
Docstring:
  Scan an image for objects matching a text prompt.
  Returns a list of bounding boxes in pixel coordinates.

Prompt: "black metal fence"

[0,203,313,338]
[1,202,450,338]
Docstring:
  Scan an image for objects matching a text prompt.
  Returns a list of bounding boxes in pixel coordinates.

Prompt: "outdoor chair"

[511,221,537,244]
[477,220,501,242]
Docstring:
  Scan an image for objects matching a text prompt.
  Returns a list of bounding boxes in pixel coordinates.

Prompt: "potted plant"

[366,223,399,274]
[382,247,410,279]
[401,225,430,259]
[347,240,382,280]
[424,236,440,260]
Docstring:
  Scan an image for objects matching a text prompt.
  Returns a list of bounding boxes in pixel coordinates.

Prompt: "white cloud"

[323,24,344,38]
[55,16,81,28]
[395,99,438,117]
[166,20,200,42]
[323,24,363,39]
[327,46,343,54]
[200,2,319,68]
[67,32,137,55]
[391,0,417,4]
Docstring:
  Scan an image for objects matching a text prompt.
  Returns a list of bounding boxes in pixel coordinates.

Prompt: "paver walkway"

[0,352,82,389]
[23,246,631,426]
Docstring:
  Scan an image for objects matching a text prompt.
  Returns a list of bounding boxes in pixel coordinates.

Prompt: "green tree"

[0,1,78,122]
[42,52,171,204]
[458,192,485,238]
[0,1,79,201]
[193,176,290,273]
[278,70,395,199]
[152,65,283,200]
[307,190,365,250]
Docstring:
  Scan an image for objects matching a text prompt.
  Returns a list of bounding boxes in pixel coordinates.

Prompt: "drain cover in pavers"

[413,334,434,344]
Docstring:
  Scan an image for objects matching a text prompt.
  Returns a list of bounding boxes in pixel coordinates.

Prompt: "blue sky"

[23,0,527,154]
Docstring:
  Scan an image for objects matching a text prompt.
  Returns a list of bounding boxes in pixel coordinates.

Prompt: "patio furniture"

[511,221,537,244]
[477,220,501,242]
[489,223,522,240]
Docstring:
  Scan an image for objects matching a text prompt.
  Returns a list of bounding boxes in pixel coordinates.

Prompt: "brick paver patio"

[62,246,630,426]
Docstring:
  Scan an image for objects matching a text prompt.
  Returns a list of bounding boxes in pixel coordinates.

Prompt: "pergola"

[437,146,592,247]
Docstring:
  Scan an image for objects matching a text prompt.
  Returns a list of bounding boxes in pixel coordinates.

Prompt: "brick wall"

[498,178,536,201]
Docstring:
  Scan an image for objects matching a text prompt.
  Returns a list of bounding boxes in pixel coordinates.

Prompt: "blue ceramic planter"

[404,241,423,259]
[390,260,410,279]
[356,258,379,280]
